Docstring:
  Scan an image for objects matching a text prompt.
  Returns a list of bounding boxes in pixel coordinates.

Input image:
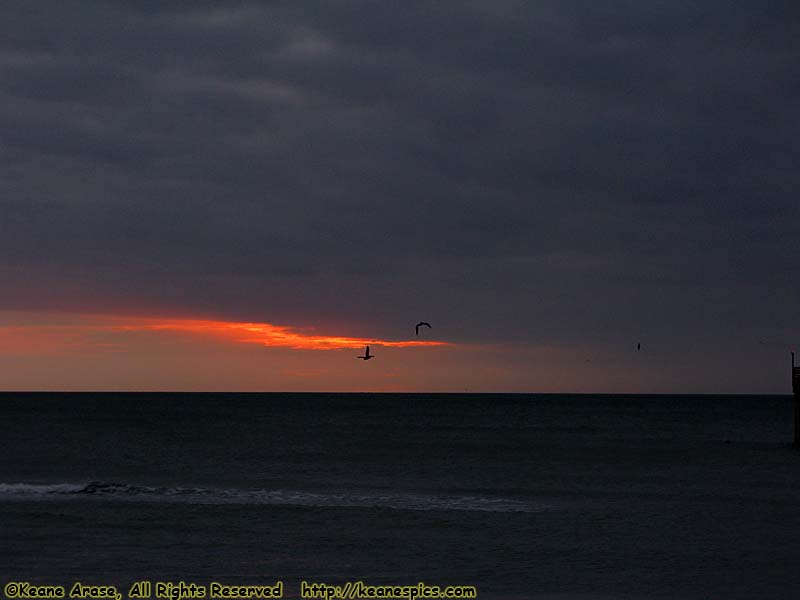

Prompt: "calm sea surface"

[1,393,799,599]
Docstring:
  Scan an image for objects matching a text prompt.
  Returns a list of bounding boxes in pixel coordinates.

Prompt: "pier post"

[794,352,800,446]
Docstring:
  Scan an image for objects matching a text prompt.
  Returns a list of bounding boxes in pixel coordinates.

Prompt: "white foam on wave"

[0,482,85,494]
[0,481,546,513]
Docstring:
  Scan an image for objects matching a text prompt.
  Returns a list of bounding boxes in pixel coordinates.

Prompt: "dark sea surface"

[1,393,799,599]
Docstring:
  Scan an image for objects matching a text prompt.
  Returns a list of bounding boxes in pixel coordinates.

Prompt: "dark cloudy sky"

[1,1,798,392]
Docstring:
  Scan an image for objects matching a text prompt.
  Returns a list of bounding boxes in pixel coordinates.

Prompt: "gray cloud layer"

[1,1,798,353]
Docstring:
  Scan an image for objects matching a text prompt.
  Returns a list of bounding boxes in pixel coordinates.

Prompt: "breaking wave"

[0,481,545,513]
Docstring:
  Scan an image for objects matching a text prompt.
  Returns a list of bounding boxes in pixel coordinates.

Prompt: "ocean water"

[1,392,799,599]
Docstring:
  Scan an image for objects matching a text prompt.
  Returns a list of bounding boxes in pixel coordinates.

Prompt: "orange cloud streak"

[111,318,450,350]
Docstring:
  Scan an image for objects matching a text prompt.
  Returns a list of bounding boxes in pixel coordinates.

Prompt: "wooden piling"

[793,352,800,446]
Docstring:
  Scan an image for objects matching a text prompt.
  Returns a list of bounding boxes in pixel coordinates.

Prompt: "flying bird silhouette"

[637,343,641,351]
[415,322,431,336]
[357,345,373,360]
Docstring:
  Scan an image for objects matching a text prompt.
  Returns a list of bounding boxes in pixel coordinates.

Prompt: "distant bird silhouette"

[415,322,431,336]
[357,345,373,360]
[637,343,641,351]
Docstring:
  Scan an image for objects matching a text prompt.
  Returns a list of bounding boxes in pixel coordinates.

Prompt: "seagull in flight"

[357,345,373,360]
[415,322,431,336]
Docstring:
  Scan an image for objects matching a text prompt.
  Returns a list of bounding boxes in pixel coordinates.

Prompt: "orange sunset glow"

[0,310,470,391]
[0,312,451,354]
